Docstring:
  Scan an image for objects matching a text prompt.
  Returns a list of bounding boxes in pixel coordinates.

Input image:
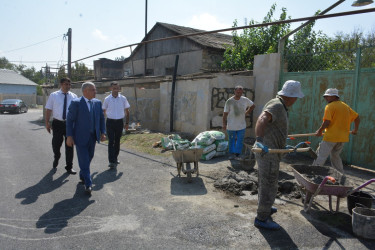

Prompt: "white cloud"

[187,13,230,32]
[92,29,108,41]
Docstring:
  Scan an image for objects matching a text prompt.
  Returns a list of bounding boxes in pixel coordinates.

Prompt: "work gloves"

[255,137,268,156]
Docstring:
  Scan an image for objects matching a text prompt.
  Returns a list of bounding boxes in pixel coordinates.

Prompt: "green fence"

[280,46,375,169]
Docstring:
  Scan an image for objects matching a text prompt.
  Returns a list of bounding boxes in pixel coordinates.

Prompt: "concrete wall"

[122,87,160,129]
[159,73,256,137]
[42,57,281,139]
[252,53,281,119]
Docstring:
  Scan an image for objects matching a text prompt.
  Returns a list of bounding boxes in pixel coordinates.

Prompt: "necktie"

[62,93,67,120]
[89,100,95,133]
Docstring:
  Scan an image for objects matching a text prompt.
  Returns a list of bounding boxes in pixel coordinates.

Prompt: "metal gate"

[280,46,375,169]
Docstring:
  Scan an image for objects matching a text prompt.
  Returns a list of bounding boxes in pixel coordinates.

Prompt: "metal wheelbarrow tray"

[291,165,353,213]
[172,148,204,183]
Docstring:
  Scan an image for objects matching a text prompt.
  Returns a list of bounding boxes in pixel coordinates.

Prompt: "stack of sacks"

[190,131,228,160]
[161,134,191,150]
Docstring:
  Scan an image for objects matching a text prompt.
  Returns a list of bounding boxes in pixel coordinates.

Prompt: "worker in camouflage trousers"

[253,80,304,230]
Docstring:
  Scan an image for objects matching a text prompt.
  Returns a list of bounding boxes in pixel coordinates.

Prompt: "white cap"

[323,88,339,97]
[277,80,304,98]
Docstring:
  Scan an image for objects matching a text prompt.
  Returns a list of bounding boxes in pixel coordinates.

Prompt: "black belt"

[53,119,66,123]
[107,118,123,121]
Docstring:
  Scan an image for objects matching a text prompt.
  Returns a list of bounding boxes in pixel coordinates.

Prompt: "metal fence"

[280,46,375,169]
[283,46,375,72]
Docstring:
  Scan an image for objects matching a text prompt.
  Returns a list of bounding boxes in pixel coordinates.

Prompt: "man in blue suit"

[66,82,106,195]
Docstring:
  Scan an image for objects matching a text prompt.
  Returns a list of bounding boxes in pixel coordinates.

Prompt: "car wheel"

[24,108,28,113]
[17,108,21,114]
[0,111,3,114]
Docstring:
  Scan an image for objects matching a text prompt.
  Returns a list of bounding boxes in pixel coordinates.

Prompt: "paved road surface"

[0,109,374,249]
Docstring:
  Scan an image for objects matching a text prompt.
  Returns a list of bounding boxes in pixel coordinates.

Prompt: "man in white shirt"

[45,77,77,174]
[223,85,255,160]
[102,82,130,168]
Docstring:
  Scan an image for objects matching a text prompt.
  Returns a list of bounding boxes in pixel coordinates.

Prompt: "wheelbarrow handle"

[251,147,311,153]
[347,178,375,197]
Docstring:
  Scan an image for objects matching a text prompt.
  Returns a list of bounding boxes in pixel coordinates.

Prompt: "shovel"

[252,141,317,159]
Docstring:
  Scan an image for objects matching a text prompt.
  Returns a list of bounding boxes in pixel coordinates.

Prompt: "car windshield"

[1,99,20,104]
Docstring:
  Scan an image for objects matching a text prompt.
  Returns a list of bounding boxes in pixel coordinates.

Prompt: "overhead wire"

[1,34,64,54]
[64,8,375,66]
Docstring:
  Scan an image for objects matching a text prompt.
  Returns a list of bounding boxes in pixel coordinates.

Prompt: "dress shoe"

[79,178,85,185]
[65,166,77,175]
[53,159,59,168]
[116,160,120,164]
[108,163,117,169]
[85,186,92,195]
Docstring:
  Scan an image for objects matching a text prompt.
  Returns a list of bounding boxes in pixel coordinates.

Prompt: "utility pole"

[144,0,147,76]
[67,28,72,79]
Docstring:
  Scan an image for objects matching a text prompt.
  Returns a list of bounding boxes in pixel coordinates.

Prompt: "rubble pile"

[214,170,302,199]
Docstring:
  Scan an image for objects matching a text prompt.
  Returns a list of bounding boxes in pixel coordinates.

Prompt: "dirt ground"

[201,152,375,208]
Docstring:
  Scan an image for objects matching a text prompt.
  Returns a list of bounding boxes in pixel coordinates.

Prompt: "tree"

[71,62,94,81]
[115,56,126,61]
[0,57,16,70]
[221,4,291,70]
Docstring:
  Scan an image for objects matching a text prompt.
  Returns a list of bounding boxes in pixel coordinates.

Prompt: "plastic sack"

[202,143,216,154]
[201,150,216,161]
[175,139,191,150]
[207,130,226,140]
[161,134,183,149]
[192,131,215,146]
[215,151,227,157]
[215,140,228,152]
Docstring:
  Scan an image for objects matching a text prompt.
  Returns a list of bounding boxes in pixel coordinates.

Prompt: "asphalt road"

[0,109,374,249]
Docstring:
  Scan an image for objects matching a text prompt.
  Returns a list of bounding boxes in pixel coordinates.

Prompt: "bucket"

[352,207,375,239]
[347,191,373,215]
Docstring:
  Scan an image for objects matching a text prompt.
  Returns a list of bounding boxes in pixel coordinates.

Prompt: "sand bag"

[201,150,216,161]
[215,140,228,152]
[207,130,226,140]
[192,131,215,146]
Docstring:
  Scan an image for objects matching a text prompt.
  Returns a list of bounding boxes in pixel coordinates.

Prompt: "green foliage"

[70,62,94,82]
[0,57,16,70]
[221,4,291,70]
[285,29,375,71]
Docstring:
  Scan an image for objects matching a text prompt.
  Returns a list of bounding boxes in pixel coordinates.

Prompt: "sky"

[1,0,374,72]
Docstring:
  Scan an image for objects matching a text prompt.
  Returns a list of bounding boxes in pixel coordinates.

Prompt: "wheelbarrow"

[172,148,204,183]
[291,165,375,213]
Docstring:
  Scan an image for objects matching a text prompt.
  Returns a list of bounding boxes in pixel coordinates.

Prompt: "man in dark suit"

[66,82,106,195]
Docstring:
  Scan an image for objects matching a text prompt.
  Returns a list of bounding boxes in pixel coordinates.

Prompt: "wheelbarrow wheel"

[187,172,192,183]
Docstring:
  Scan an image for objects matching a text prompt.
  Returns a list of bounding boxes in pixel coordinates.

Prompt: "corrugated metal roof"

[0,69,37,86]
[156,22,233,50]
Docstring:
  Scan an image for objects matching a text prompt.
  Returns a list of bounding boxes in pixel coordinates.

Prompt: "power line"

[67,8,375,66]
[1,34,64,54]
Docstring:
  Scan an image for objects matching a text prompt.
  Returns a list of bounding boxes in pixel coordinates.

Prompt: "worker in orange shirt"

[312,88,360,173]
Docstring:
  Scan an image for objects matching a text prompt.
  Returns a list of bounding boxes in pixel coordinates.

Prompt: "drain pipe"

[170,55,179,132]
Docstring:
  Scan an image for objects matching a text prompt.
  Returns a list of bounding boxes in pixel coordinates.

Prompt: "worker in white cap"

[253,80,304,230]
[312,88,360,173]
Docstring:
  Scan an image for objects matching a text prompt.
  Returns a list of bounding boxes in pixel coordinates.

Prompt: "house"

[94,22,233,80]
[0,69,38,105]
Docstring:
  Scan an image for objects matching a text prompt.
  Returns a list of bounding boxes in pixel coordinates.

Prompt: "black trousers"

[106,118,124,163]
[52,119,73,169]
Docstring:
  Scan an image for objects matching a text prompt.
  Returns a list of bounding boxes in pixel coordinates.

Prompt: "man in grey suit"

[66,82,106,195]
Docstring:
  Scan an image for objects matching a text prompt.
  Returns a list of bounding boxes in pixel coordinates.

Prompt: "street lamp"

[352,0,374,6]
